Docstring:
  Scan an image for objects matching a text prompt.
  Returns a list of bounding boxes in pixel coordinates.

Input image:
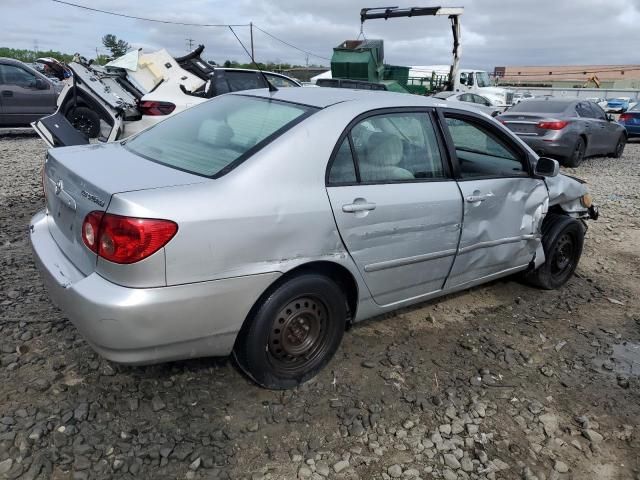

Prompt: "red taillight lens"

[138,100,176,116]
[82,212,177,264]
[619,113,631,122]
[537,120,569,130]
[82,211,104,253]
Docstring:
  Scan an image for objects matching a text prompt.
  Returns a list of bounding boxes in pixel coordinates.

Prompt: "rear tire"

[234,273,346,389]
[524,213,585,290]
[66,106,100,138]
[564,137,585,167]
[609,134,626,158]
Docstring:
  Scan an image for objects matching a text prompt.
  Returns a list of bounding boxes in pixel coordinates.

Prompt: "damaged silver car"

[30,87,598,389]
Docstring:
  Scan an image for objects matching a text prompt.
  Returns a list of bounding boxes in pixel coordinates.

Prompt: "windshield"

[508,100,571,113]
[125,95,315,177]
[630,103,640,111]
[476,71,491,87]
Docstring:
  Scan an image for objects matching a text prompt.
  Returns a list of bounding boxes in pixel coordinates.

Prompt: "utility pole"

[186,38,195,51]
[250,22,255,63]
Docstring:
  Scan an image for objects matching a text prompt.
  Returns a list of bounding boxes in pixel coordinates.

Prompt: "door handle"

[1,90,13,97]
[465,193,494,203]
[342,202,376,213]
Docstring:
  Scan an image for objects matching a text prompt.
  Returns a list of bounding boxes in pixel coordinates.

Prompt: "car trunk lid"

[44,142,206,275]
[499,113,564,136]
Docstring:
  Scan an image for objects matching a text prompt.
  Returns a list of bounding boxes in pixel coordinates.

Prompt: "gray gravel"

[1,136,639,480]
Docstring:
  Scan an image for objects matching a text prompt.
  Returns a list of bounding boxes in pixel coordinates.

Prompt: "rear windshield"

[508,100,571,113]
[125,95,315,177]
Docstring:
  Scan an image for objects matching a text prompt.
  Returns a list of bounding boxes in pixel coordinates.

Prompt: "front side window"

[475,71,491,88]
[0,65,36,88]
[445,116,527,178]
[126,95,315,177]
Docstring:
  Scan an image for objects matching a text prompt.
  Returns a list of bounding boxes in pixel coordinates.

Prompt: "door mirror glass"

[534,157,559,177]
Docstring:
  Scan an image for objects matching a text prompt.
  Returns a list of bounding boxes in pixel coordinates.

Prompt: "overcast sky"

[3,0,640,69]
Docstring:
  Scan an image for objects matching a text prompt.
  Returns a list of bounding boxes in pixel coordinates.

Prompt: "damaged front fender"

[544,174,595,218]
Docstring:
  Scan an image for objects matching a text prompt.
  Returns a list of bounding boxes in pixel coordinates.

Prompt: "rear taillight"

[82,212,178,264]
[537,120,569,130]
[138,100,176,116]
[619,113,631,122]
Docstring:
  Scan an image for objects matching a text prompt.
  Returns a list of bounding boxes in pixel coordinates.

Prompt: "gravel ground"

[0,135,639,480]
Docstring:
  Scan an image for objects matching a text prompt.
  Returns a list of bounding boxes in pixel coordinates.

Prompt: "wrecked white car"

[31,45,301,147]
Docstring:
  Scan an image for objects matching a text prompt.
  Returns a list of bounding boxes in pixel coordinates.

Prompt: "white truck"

[409,65,513,107]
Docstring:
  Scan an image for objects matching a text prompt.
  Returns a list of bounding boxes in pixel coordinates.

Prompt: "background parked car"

[497,98,627,167]
[432,91,502,116]
[32,45,301,146]
[512,92,535,104]
[585,96,608,109]
[618,103,640,138]
[605,97,634,113]
[0,57,61,127]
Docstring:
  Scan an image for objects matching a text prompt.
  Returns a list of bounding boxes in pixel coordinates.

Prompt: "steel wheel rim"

[73,114,92,135]
[551,233,575,277]
[268,295,328,374]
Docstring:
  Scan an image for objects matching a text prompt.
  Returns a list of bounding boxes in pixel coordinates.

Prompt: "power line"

[252,25,331,61]
[51,0,250,27]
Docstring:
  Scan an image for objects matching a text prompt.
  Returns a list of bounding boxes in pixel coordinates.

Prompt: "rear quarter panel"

[107,104,372,290]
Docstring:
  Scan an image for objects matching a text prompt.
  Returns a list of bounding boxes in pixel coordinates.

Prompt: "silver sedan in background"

[497,98,627,167]
[31,87,597,389]
[432,91,503,116]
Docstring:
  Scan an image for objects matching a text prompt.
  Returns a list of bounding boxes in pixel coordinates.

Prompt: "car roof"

[0,57,25,66]
[237,86,445,109]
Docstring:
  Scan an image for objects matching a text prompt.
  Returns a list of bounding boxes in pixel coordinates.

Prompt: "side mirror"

[534,157,559,177]
[35,78,50,90]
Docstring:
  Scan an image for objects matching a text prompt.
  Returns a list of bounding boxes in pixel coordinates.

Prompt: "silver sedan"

[31,87,597,389]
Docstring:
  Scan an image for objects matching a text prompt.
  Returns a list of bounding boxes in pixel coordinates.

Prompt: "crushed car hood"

[545,173,588,206]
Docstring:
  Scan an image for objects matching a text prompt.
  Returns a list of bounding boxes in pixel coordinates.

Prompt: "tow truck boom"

[360,6,463,92]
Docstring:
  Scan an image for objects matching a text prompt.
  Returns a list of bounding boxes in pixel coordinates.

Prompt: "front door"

[326,110,463,306]
[440,111,548,289]
[0,63,56,125]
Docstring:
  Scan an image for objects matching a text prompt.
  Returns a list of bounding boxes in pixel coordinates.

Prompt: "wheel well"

[235,261,359,349]
[580,133,588,146]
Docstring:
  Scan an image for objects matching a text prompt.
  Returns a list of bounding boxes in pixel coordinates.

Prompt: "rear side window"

[576,102,595,118]
[445,116,527,178]
[125,95,315,177]
[508,100,570,113]
[327,112,445,184]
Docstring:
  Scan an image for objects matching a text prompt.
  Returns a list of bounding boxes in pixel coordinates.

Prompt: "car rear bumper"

[517,136,573,159]
[29,209,280,365]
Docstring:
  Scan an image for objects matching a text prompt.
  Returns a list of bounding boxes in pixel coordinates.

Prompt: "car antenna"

[228,26,278,93]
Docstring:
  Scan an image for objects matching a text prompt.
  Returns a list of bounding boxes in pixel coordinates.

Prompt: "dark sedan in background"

[0,57,60,127]
[619,104,640,138]
[497,99,627,167]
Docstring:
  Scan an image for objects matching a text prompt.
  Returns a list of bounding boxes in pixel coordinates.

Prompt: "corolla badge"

[81,190,105,207]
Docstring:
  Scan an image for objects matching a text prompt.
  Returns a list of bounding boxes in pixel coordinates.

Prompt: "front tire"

[564,137,586,167]
[524,214,585,290]
[234,273,346,389]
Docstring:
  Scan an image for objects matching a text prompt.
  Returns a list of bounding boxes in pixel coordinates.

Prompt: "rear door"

[440,110,548,289]
[326,109,463,306]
